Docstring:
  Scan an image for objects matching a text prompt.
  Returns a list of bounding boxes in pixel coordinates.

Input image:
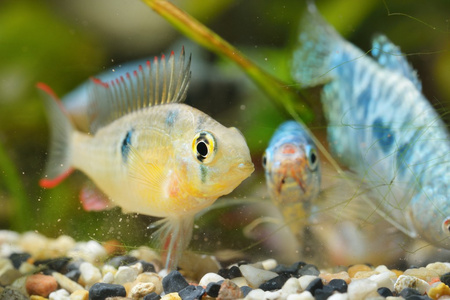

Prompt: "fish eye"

[443,217,450,234]
[307,147,318,170]
[193,131,216,164]
[262,152,267,169]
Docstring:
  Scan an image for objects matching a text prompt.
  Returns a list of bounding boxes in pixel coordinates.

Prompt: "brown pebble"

[217,279,243,300]
[353,270,379,279]
[29,296,47,300]
[70,289,89,300]
[319,271,351,284]
[103,240,126,256]
[348,264,372,278]
[26,274,58,297]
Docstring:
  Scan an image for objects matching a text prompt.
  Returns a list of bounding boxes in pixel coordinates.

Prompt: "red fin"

[90,77,109,88]
[79,183,112,211]
[39,168,74,189]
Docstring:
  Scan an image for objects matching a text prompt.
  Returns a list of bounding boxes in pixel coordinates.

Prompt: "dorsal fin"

[371,34,422,91]
[88,48,191,133]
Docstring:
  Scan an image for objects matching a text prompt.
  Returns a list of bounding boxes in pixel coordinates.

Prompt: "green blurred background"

[0,0,449,259]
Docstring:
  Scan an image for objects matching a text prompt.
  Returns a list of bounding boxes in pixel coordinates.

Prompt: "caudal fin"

[291,2,345,87]
[37,83,74,188]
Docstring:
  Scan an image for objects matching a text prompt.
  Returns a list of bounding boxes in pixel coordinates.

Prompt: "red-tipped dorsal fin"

[90,77,109,88]
[39,167,74,189]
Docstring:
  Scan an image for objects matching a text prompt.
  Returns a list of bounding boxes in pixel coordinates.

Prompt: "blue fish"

[263,120,320,241]
[291,3,450,249]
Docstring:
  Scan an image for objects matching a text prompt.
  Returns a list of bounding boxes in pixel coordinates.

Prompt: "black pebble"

[298,264,320,276]
[272,261,306,276]
[143,292,161,300]
[259,274,290,291]
[314,288,334,300]
[377,287,393,297]
[441,272,450,286]
[106,255,138,268]
[88,283,126,300]
[162,270,189,293]
[66,260,83,272]
[240,286,253,297]
[205,282,221,297]
[228,266,242,278]
[305,277,323,296]
[9,253,31,269]
[178,285,205,300]
[34,257,71,273]
[399,287,421,298]
[328,279,348,293]
[65,269,81,282]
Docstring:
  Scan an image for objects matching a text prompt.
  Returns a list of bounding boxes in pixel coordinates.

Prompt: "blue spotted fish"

[292,3,450,249]
[262,120,320,242]
[37,49,254,269]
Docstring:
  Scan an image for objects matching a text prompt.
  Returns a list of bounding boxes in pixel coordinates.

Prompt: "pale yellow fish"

[37,49,254,269]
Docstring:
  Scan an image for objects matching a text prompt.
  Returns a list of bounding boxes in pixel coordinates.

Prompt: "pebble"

[281,277,302,295]
[69,289,89,300]
[428,282,450,300]
[394,275,430,295]
[327,293,349,300]
[79,262,102,287]
[239,264,278,288]
[135,273,163,295]
[49,288,70,300]
[217,279,243,299]
[9,253,31,269]
[68,241,107,264]
[0,287,28,300]
[404,267,439,282]
[144,292,161,300]
[26,274,58,297]
[178,285,205,300]
[88,283,126,300]
[230,276,249,287]
[369,271,395,290]
[160,292,181,300]
[286,291,314,300]
[107,256,138,269]
[348,264,372,278]
[328,279,348,293]
[130,282,155,299]
[0,257,22,285]
[52,271,85,293]
[259,273,290,291]
[206,282,221,297]
[298,264,320,276]
[113,266,139,285]
[377,287,393,297]
[198,272,225,287]
[162,271,189,293]
[261,259,278,271]
[298,275,319,290]
[426,263,450,276]
[347,278,379,300]
[305,277,323,295]
[441,272,450,286]
[320,271,351,284]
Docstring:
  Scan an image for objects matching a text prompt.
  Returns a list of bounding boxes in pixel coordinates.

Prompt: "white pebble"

[287,291,314,300]
[298,275,318,291]
[49,288,70,300]
[101,264,117,276]
[244,288,265,300]
[374,265,390,273]
[114,266,139,285]
[328,293,349,300]
[261,259,278,271]
[426,262,450,276]
[369,271,395,290]
[52,272,85,293]
[80,262,102,287]
[394,275,430,295]
[129,261,144,274]
[68,241,107,263]
[102,272,114,284]
[198,272,225,286]
[231,276,249,287]
[281,277,302,295]
[347,278,379,300]
[239,264,278,288]
[264,290,282,300]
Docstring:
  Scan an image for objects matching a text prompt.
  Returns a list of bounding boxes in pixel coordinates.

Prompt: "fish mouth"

[236,161,255,175]
[274,161,306,194]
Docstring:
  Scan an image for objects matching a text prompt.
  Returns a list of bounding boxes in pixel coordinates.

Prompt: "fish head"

[263,138,320,202]
[410,193,450,250]
[176,124,254,201]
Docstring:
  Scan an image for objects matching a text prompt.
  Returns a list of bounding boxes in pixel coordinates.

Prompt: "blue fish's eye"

[262,152,267,168]
[193,131,216,164]
[307,147,318,170]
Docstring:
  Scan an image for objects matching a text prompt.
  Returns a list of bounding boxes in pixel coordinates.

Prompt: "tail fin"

[291,2,344,87]
[37,83,75,188]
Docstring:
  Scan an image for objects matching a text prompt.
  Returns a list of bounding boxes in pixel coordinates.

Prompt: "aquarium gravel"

[1,231,450,300]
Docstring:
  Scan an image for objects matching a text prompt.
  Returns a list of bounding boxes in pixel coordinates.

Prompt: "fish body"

[292,4,450,248]
[263,120,320,239]
[38,50,254,268]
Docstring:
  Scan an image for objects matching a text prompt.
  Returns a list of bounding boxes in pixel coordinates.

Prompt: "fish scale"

[292,3,450,249]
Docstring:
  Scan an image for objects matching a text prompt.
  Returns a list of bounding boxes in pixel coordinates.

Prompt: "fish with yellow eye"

[262,120,320,247]
[37,48,254,269]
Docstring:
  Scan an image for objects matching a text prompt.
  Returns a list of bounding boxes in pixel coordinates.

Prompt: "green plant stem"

[141,0,313,123]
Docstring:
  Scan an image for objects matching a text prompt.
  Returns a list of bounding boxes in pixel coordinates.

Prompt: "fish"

[37,48,254,269]
[262,120,320,253]
[291,3,450,249]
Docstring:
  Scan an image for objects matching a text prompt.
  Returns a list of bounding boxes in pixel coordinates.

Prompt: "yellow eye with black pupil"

[193,132,216,164]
